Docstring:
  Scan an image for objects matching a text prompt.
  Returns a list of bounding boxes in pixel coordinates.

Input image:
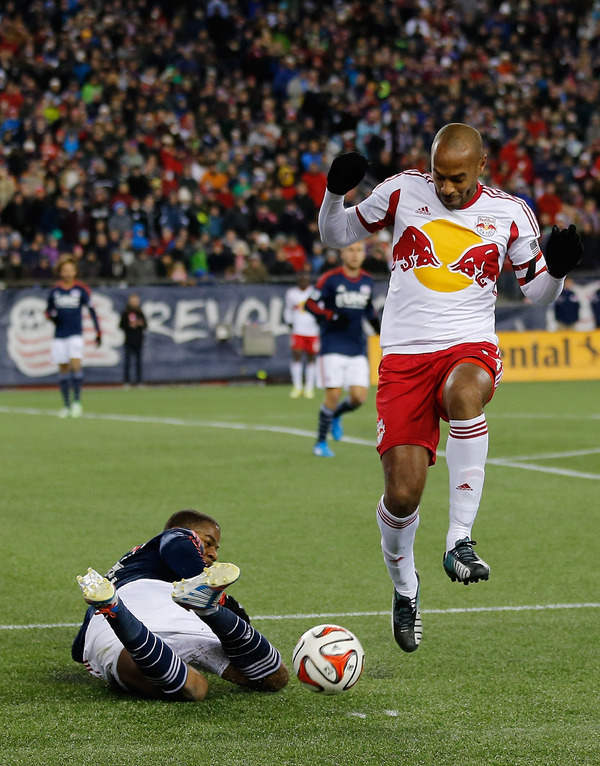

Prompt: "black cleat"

[392,573,422,653]
[443,538,490,585]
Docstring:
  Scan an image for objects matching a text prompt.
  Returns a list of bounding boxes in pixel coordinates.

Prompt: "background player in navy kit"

[73,509,288,701]
[305,242,381,457]
[46,255,101,418]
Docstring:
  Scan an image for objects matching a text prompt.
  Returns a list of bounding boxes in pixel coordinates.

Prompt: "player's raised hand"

[326,152,368,196]
[544,224,583,279]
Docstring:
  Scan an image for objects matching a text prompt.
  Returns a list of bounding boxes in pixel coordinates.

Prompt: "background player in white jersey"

[73,509,288,700]
[305,242,381,458]
[284,272,320,399]
[318,124,583,653]
[45,255,101,418]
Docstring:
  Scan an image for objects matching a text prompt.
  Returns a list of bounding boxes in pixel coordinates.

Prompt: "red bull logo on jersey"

[392,226,442,272]
[392,219,501,293]
[448,242,501,288]
[475,216,497,238]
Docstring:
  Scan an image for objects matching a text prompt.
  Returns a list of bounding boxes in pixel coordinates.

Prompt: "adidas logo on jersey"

[415,206,430,215]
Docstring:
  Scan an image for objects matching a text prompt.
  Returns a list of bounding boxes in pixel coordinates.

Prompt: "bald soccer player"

[317,124,582,653]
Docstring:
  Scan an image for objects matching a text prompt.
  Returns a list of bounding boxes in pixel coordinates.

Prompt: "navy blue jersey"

[46,280,100,338]
[106,527,207,588]
[305,267,378,356]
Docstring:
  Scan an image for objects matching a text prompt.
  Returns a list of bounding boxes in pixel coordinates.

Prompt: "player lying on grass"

[72,509,289,700]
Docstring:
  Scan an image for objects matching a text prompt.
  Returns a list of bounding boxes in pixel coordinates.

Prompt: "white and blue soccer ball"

[292,624,364,695]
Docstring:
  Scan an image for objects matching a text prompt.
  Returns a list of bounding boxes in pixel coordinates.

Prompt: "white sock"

[304,362,316,393]
[445,414,488,553]
[376,496,419,598]
[290,361,302,389]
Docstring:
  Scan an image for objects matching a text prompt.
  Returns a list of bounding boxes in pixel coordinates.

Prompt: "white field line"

[1,406,599,480]
[2,602,600,631]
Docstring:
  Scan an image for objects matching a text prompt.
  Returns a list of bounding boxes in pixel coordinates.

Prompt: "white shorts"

[51,335,84,365]
[82,579,229,690]
[318,353,370,389]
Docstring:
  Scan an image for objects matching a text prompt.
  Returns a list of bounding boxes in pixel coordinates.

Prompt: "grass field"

[1,380,599,766]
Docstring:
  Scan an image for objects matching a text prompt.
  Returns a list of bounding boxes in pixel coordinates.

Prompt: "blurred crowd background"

[1,0,600,299]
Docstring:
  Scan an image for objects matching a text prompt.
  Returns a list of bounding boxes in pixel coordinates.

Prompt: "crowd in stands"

[1,0,600,294]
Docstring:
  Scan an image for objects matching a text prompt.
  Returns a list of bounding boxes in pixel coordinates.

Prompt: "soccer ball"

[292,624,364,695]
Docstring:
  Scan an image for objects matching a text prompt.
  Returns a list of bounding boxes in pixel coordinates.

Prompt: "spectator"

[79,251,102,282]
[102,251,127,281]
[127,250,157,285]
[268,247,296,278]
[108,202,134,239]
[207,238,235,279]
[281,235,307,273]
[31,255,54,282]
[536,181,564,227]
[242,253,269,284]
[301,162,328,209]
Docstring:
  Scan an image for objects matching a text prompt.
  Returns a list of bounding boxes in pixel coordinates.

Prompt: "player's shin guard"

[445,415,488,553]
[317,405,334,442]
[71,370,83,402]
[100,600,188,694]
[199,607,281,682]
[376,496,419,599]
[59,373,70,407]
[333,397,359,417]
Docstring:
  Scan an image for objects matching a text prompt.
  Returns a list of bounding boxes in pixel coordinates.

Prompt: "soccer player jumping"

[318,124,582,653]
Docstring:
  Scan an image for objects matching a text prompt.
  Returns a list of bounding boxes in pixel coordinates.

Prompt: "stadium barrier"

[368,329,600,384]
[1,283,593,387]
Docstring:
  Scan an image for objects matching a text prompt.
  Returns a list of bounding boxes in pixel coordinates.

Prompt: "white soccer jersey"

[338,171,546,353]
[284,285,320,337]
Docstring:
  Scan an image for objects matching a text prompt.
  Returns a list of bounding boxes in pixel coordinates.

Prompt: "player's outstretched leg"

[172,562,241,613]
[172,568,287,690]
[443,538,490,584]
[77,568,189,695]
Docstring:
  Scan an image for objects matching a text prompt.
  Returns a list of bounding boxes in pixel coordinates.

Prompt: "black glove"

[219,593,251,624]
[544,224,583,279]
[326,152,368,195]
[95,333,102,347]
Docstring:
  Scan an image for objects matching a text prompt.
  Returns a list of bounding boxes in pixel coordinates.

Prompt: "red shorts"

[375,342,502,464]
[291,334,320,355]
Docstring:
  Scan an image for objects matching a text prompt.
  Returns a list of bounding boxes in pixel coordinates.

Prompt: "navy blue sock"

[101,599,188,694]
[59,374,70,407]
[199,606,281,681]
[333,397,359,418]
[71,371,83,402]
[317,405,334,443]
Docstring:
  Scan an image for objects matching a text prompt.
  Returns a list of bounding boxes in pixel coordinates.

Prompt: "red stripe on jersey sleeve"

[356,189,401,233]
